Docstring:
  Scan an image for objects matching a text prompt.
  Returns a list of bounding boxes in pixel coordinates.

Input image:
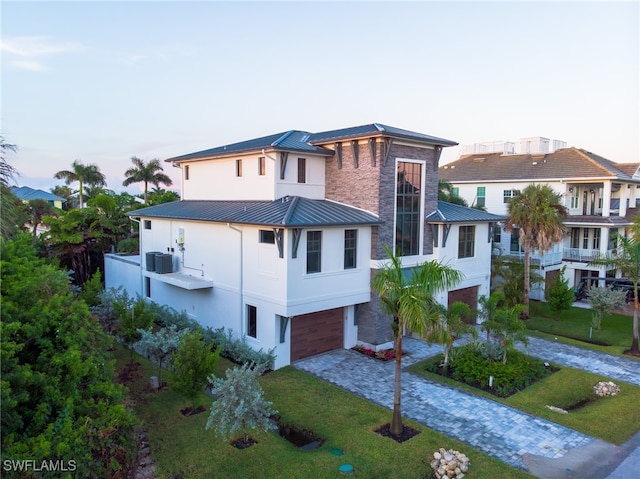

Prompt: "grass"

[408,358,640,445]
[527,301,639,357]
[114,345,533,479]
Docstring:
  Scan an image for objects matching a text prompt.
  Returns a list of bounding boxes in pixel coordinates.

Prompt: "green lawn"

[527,301,639,357]
[408,360,640,445]
[114,346,532,479]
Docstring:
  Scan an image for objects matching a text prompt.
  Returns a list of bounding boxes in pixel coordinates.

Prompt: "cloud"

[1,36,84,71]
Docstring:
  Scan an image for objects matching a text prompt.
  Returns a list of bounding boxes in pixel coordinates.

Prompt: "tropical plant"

[1,234,136,477]
[1,137,22,242]
[206,363,277,443]
[587,285,627,330]
[589,235,640,354]
[53,159,106,208]
[115,294,155,359]
[78,268,103,307]
[148,186,180,205]
[372,245,463,435]
[491,256,543,306]
[24,198,57,245]
[544,266,574,312]
[135,324,185,386]
[478,291,506,342]
[504,184,567,317]
[438,180,467,206]
[490,304,528,364]
[123,157,173,203]
[426,301,477,368]
[173,331,222,411]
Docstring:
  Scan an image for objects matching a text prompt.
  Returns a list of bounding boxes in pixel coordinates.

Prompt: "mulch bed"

[179,405,206,417]
[374,423,420,443]
[230,436,258,449]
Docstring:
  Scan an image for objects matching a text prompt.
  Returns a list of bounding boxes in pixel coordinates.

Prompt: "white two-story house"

[105,124,503,368]
[439,138,640,298]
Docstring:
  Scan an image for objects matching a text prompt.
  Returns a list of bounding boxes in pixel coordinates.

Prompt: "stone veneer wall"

[324,138,439,345]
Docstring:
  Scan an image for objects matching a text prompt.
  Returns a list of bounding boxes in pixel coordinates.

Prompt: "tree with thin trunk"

[426,301,477,369]
[589,234,640,355]
[122,157,173,203]
[372,245,463,436]
[54,160,106,208]
[25,198,56,245]
[504,184,567,318]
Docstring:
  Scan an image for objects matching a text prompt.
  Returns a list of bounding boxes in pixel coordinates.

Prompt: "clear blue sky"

[2,0,638,195]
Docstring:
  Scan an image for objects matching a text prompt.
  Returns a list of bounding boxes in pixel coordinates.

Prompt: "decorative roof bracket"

[351,140,359,169]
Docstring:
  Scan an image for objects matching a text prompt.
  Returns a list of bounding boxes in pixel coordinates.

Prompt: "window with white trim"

[395,161,423,256]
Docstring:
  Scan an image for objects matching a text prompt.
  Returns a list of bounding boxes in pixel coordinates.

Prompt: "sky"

[2,0,639,196]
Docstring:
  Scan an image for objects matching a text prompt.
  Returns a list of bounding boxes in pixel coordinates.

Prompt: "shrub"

[545,266,574,311]
[204,327,275,370]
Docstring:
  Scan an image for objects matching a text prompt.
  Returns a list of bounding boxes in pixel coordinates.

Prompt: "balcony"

[504,251,563,267]
[562,248,613,263]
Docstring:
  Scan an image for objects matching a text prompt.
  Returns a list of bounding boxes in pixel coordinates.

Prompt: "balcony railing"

[504,250,563,267]
[562,248,612,262]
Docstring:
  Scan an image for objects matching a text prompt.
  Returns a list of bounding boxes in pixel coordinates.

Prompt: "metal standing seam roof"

[167,130,334,162]
[439,147,640,183]
[167,123,457,163]
[127,196,382,227]
[307,123,458,146]
[426,201,506,223]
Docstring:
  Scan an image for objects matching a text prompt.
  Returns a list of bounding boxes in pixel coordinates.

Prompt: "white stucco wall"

[104,254,142,298]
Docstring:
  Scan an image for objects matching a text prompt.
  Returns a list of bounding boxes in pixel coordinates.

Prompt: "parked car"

[574,277,635,303]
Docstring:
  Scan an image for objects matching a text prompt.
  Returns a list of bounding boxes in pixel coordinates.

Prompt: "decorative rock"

[545,405,568,414]
[593,381,620,397]
[430,448,470,479]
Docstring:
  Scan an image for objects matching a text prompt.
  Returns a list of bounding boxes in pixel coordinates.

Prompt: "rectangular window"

[258,156,266,176]
[298,158,306,183]
[503,189,520,203]
[306,231,321,273]
[236,159,243,177]
[144,220,152,230]
[185,165,190,181]
[476,187,486,208]
[492,224,502,243]
[452,187,459,197]
[396,161,423,256]
[458,225,475,258]
[145,277,151,298]
[608,228,618,250]
[510,228,522,253]
[583,228,590,249]
[344,229,357,269]
[570,188,579,209]
[247,305,257,338]
[571,228,580,248]
[259,229,275,244]
[593,228,601,249]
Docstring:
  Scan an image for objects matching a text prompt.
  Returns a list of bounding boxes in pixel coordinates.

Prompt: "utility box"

[154,254,173,274]
[145,251,162,271]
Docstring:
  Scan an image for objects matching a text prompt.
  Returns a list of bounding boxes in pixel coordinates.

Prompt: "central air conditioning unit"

[145,251,162,271]
[154,253,174,274]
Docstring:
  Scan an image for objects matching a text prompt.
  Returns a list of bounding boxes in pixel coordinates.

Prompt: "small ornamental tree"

[544,266,574,312]
[116,295,154,360]
[588,285,627,330]
[173,331,221,412]
[134,324,185,386]
[426,301,477,368]
[206,363,277,444]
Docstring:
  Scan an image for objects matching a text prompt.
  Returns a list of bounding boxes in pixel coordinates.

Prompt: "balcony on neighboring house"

[562,247,613,263]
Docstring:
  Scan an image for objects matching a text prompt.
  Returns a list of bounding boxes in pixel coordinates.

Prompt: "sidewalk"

[293,336,639,478]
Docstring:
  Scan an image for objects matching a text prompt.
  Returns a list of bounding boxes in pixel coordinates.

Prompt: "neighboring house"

[11,186,66,209]
[439,139,640,299]
[105,123,499,368]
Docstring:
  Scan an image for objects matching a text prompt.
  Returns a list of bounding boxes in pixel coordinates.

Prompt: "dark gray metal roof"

[167,130,334,162]
[426,201,506,223]
[128,196,382,227]
[307,123,458,146]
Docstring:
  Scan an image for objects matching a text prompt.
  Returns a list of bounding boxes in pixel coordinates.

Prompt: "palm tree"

[26,199,56,245]
[438,180,467,206]
[54,160,106,208]
[426,301,477,369]
[122,157,173,203]
[372,245,463,435]
[589,234,640,355]
[504,183,567,317]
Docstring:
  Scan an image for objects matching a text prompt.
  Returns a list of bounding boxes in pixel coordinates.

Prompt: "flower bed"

[352,345,397,361]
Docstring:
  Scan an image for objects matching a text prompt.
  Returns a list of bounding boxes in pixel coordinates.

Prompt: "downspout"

[129,216,143,297]
[227,223,244,337]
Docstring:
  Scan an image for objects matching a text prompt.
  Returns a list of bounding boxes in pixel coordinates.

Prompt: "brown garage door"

[291,308,344,361]
[448,286,478,324]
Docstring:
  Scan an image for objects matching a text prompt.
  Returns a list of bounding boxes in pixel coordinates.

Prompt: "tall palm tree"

[26,199,56,245]
[372,245,463,435]
[589,234,640,355]
[122,157,173,203]
[504,183,567,317]
[54,160,106,208]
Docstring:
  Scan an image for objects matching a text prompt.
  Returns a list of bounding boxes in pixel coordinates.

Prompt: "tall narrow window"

[144,220,152,230]
[476,187,486,208]
[593,228,601,249]
[298,158,306,183]
[247,305,257,338]
[458,225,475,258]
[258,156,266,176]
[395,161,422,256]
[344,229,357,269]
[583,228,590,249]
[306,231,321,273]
[145,277,151,298]
[236,159,243,177]
[510,228,522,253]
[185,165,190,180]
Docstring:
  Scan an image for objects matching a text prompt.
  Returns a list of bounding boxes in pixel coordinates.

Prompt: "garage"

[448,286,478,324]
[290,307,344,361]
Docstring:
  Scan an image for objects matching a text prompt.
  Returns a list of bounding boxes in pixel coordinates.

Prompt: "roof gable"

[11,186,65,202]
[307,123,457,146]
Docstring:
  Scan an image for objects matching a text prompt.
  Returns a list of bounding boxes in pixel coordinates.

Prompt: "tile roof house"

[105,123,501,368]
[439,145,640,299]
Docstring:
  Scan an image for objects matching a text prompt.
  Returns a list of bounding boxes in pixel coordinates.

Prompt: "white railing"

[562,248,612,262]
[504,250,563,266]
